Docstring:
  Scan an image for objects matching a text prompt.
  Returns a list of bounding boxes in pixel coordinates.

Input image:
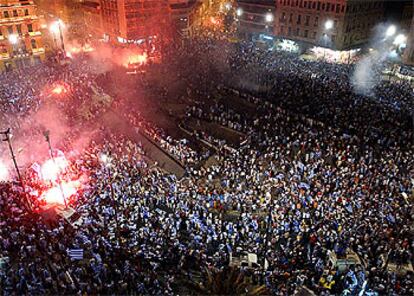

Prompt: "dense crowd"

[0,35,413,296]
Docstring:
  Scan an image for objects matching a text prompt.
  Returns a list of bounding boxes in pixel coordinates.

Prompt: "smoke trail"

[351,23,400,95]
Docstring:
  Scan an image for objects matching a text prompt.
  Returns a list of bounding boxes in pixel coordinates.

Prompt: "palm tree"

[187,266,269,295]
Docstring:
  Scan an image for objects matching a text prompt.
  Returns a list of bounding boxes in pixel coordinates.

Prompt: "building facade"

[100,0,170,43]
[236,0,275,40]
[403,13,414,65]
[274,0,385,51]
[169,0,201,37]
[0,0,44,70]
[80,0,102,39]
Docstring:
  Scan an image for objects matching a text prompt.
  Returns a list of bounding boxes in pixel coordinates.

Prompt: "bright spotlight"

[393,34,406,45]
[8,34,18,45]
[265,13,274,23]
[236,8,243,17]
[324,20,334,30]
[225,2,231,10]
[386,25,396,37]
[50,19,64,34]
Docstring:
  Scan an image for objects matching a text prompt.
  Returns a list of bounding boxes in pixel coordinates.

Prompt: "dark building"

[274,0,385,51]
[236,0,275,40]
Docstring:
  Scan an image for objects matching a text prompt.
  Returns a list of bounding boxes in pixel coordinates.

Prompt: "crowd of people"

[0,33,413,296]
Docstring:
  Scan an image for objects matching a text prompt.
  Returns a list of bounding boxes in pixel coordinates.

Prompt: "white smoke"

[351,23,400,95]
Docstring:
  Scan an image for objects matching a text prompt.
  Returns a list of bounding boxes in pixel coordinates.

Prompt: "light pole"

[50,19,65,55]
[323,20,333,60]
[100,153,121,246]
[1,128,31,210]
[43,130,67,208]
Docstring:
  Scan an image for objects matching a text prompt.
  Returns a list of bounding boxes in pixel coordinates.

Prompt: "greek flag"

[68,249,84,260]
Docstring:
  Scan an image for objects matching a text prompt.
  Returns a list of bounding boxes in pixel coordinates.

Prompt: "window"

[317,2,320,10]
[0,28,2,36]
[7,26,13,34]
[332,35,336,42]
[295,28,300,36]
[326,3,330,11]
[314,16,318,26]
[304,30,308,38]
[305,15,310,26]
[288,26,292,35]
[24,9,29,16]
[300,0,303,8]
[312,31,316,39]
[13,10,18,17]
[282,12,286,20]
[297,14,301,24]
[334,20,338,29]
[31,39,37,49]
[322,3,325,10]
[16,24,22,35]
[289,13,293,23]
[336,4,340,13]
[27,24,33,32]
[312,2,316,9]
[4,11,9,18]
[341,5,345,13]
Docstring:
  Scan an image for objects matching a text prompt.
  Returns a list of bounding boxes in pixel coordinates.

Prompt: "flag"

[68,249,83,260]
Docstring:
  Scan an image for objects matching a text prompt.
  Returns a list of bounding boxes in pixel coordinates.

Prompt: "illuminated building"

[274,0,385,51]
[100,0,170,43]
[235,0,275,41]
[0,0,45,70]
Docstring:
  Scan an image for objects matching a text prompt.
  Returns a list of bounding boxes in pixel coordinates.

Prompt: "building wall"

[0,0,44,69]
[274,0,384,50]
[81,0,102,38]
[237,0,275,37]
[100,0,170,42]
[403,14,414,65]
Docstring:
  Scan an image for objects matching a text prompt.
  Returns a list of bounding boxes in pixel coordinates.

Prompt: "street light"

[236,8,243,17]
[324,19,334,30]
[265,13,274,23]
[385,25,396,38]
[8,34,18,45]
[100,152,121,245]
[224,2,232,10]
[393,34,407,46]
[50,19,66,54]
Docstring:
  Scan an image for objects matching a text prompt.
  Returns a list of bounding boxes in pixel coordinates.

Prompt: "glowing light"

[100,153,112,166]
[325,20,334,30]
[41,180,80,205]
[52,84,67,95]
[50,19,64,35]
[386,25,396,37]
[224,2,232,10]
[210,17,219,25]
[236,8,243,17]
[0,161,9,181]
[124,52,148,68]
[393,34,406,46]
[8,34,18,45]
[41,157,68,182]
[265,13,273,23]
